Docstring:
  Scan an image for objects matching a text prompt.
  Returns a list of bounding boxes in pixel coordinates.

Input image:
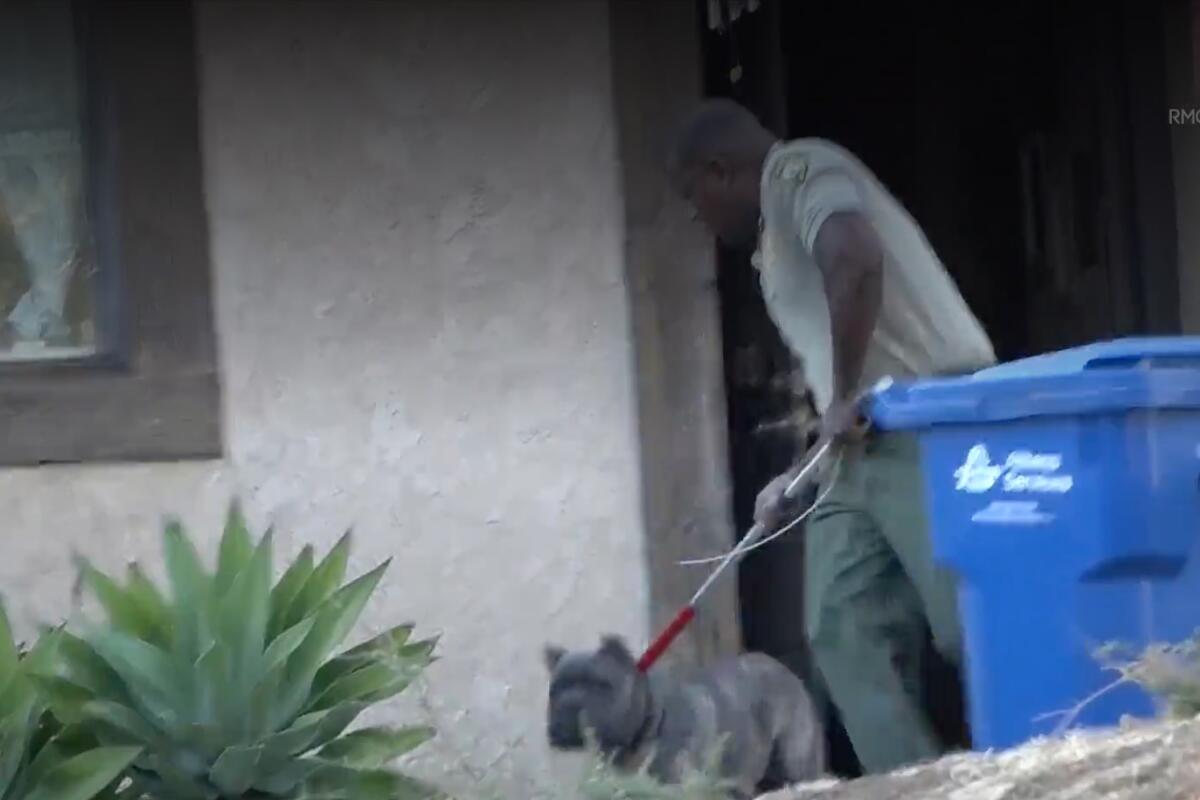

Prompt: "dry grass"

[1095,632,1200,720]
[763,715,1200,800]
[576,761,733,800]
[574,732,736,800]
[761,631,1200,800]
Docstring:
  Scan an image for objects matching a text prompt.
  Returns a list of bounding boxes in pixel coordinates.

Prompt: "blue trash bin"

[865,336,1200,751]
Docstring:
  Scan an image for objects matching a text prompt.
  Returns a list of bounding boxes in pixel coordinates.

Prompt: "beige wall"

[0,2,647,797]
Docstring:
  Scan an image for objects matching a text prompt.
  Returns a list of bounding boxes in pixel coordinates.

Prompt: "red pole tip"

[636,605,696,672]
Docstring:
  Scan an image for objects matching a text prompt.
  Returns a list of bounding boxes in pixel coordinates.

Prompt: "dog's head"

[542,635,648,752]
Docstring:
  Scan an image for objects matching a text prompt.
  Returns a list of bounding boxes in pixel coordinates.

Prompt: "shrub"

[35,502,444,799]
[0,602,139,800]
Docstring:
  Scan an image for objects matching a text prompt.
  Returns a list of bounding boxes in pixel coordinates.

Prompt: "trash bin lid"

[867,337,1200,429]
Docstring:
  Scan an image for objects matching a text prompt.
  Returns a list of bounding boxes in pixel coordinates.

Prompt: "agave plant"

[0,602,139,800]
[36,503,443,799]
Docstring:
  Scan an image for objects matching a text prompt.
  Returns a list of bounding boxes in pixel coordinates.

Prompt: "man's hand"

[754,469,797,531]
[818,396,866,445]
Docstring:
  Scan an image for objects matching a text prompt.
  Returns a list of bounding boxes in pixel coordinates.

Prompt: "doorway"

[698,0,1180,778]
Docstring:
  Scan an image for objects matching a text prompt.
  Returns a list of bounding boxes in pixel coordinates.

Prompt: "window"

[0,3,96,361]
[0,0,221,465]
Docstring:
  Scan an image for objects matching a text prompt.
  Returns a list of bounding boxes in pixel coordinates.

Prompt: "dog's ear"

[599,635,634,665]
[543,644,566,672]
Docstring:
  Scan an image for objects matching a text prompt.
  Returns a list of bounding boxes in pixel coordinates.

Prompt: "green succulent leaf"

[260,703,366,760]
[126,757,214,800]
[302,759,445,800]
[343,624,415,657]
[267,546,314,642]
[77,699,167,748]
[212,528,275,737]
[214,502,254,598]
[0,599,142,800]
[21,745,140,800]
[10,628,54,678]
[285,533,353,633]
[316,726,435,769]
[250,757,322,796]
[0,717,30,797]
[235,531,274,675]
[262,617,317,676]
[310,625,414,698]
[0,604,21,694]
[55,632,136,708]
[76,563,169,649]
[306,662,414,714]
[83,631,177,724]
[123,565,171,642]
[25,674,94,725]
[208,744,263,797]
[162,519,211,665]
[275,562,390,727]
[162,520,210,604]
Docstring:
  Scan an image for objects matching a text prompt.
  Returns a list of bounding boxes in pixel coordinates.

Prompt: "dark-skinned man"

[666,98,996,774]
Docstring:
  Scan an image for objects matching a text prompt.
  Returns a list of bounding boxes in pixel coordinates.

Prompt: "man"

[665,98,996,774]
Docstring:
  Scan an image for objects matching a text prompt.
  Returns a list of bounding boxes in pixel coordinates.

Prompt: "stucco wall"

[0,2,646,797]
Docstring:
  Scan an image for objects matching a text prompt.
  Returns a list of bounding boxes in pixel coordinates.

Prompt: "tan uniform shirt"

[751,138,996,414]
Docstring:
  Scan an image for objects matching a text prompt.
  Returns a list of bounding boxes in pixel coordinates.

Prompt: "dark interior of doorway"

[696,0,1174,779]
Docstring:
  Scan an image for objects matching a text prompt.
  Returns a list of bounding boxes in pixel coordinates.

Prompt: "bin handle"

[865,378,986,426]
[1082,341,1200,371]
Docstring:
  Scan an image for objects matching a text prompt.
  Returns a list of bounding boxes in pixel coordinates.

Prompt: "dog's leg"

[774,702,827,784]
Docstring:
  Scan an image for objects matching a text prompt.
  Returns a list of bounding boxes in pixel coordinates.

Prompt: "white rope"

[676,377,893,571]
[676,448,844,567]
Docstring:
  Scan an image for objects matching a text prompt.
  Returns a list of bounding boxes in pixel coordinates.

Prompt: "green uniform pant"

[804,430,962,774]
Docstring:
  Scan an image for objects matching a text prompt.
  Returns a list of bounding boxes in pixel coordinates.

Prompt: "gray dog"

[543,635,825,799]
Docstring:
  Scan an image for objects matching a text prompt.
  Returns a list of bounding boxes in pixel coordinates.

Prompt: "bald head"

[666,98,777,247]
[666,98,777,187]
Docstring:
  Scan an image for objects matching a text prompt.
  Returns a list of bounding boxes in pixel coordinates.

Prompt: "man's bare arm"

[811,210,884,416]
[753,188,886,525]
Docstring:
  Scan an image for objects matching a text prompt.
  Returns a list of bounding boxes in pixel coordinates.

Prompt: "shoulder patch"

[777,157,808,184]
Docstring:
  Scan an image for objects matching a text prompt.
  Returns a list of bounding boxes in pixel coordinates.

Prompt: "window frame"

[0,0,222,466]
